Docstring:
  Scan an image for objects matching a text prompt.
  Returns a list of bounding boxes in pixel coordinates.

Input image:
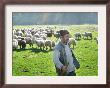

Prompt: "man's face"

[61,34,70,44]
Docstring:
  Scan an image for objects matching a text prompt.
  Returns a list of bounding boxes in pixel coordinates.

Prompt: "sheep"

[68,38,76,49]
[46,32,52,37]
[94,37,98,44]
[13,39,18,49]
[16,30,23,37]
[31,29,36,35]
[85,32,92,39]
[13,30,16,35]
[13,35,18,39]
[21,29,25,34]
[26,34,33,38]
[18,38,26,49]
[42,30,47,34]
[26,30,31,34]
[35,38,45,50]
[52,41,55,48]
[17,36,22,40]
[82,32,92,40]
[45,39,52,50]
[40,33,47,40]
[40,35,47,40]
[33,33,40,38]
[25,37,33,47]
[54,31,60,38]
[74,32,81,40]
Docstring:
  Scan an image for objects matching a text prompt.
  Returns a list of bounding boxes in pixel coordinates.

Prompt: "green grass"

[13,45,57,76]
[13,25,98,76]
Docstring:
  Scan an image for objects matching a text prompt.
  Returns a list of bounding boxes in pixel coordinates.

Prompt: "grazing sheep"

[31,29,36,35]
[42,30,47,34]
[74,32,81,40]
[52,41,55,48]
[26,34,33,38]
[54,31,60,38]
[68,38,76,49]
[25,37,33,47]
[45,39,52,50]
[13,30,16,35]
[17,36,22,40]
[18,39,26,49]
[33,33,40,38]
[13,35,18,39]
[35,38,45,50]
[13,39,18,49]
[21,29,25,34]
[46,32,52,37]
[82,32,92,40]
[40,35,47,40]
[16,30,23,37]
[94,37,98,44]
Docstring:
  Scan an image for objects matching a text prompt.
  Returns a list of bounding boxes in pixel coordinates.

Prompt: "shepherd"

[53,30,80,76]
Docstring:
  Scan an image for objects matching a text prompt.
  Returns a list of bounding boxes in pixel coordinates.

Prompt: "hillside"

[12,12,98,25]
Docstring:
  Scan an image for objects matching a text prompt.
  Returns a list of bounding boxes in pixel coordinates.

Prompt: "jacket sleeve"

[71,49,80,69]
[53,49,63,69]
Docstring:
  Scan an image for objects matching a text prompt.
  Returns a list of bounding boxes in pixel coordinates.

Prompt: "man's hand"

[61,66,67,73]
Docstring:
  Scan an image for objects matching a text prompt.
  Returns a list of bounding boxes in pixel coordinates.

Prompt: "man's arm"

[53,49,64,69]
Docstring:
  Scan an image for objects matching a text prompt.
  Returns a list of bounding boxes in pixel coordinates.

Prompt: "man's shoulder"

[54,43,60,50]
[54,42,62,50]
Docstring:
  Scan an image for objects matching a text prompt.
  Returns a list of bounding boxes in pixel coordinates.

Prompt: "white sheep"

[68,38,76,49]
[54,32,60,38]
[25,37,33,47]
[13,35,18,39]
[26,34,33,38]
[13,30,16,35]
[33,33,40,38]
[13,39,18,49]
[35,38,45,50]
[82,32,92,40]
[74,32,81,40]
[17,36,22,40]
[45,39,52,50]
[40,33,47,40]
[16,30,23,37]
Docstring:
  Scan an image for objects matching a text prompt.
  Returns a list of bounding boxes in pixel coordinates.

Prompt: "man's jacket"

[54,42,80,76]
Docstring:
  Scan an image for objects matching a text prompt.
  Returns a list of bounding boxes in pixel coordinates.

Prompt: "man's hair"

[59,30,69,36]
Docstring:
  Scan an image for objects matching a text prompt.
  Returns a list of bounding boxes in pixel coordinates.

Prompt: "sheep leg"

[50,46,52,50]
[46,46,47,50]
[30,42,33,47]
[43,46,45,50]
[91,36,92,40]
[32,43,33,47]
[24,44,26,49]
[40,46,42,50]
[22,44,26,49]
[29,43,31,47]
[20,45,22,49]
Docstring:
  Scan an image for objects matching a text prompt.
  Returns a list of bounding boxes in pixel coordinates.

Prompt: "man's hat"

[59,30,69,36]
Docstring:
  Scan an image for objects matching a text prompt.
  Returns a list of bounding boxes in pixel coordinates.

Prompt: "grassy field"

[13,25,98,76]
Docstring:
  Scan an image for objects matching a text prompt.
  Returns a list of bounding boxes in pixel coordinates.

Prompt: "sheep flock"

[13,25,98,51]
